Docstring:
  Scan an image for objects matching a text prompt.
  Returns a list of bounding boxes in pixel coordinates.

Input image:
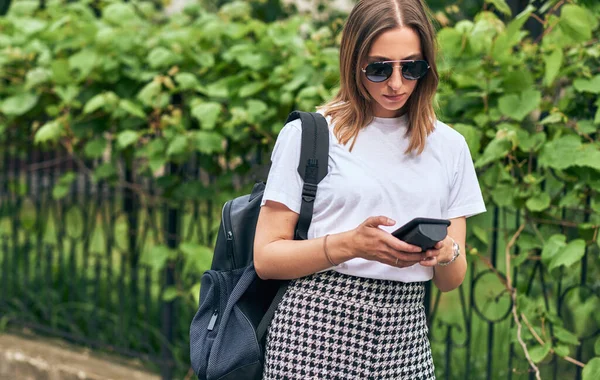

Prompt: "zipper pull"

[207,310,218,331]
[227,231,233,240]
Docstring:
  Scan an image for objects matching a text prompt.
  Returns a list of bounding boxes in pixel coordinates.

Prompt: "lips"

[383,94,406,102]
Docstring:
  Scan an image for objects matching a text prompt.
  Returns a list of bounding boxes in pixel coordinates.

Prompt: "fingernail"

[388,218,395,224]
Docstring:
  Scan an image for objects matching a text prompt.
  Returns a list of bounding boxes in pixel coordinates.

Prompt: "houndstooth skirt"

[262,270,436,379]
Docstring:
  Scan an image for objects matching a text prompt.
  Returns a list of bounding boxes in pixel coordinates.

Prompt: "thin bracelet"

[323,234,337,266]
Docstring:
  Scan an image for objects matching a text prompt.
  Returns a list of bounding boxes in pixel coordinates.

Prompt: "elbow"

[253,246,271,280]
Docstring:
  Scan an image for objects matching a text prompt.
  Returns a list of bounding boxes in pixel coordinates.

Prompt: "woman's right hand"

[350,216,426,268]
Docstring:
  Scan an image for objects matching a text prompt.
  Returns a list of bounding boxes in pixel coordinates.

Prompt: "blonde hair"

[320,0,439,154]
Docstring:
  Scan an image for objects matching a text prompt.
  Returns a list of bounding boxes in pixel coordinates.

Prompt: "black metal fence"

[0,146,598,380]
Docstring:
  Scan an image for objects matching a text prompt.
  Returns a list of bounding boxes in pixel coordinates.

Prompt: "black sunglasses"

[361,60,430,82]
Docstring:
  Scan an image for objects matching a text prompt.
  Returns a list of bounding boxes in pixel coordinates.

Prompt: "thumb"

[364,216,396,228]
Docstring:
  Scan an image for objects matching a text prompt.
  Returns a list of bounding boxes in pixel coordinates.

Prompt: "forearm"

[432,240,467,292]
[254,232,355,280]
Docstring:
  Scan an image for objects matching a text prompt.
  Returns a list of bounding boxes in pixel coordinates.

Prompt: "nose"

[387,65,404,91]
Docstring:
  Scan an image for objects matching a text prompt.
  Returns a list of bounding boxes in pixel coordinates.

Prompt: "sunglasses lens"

[402,61,429,80]
[365,62,393,82]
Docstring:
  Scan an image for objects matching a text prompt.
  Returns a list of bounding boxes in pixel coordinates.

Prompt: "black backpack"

[189,111,329,380]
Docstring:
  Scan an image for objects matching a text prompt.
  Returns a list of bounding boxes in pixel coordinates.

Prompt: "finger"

[434,241,444,249]
[383,235,423,253]
[364,216,396,228]
[425,249,440,258]
[389,251,428,263]
[419,256,438,267]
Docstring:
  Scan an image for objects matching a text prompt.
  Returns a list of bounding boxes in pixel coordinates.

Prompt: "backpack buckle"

[301,183,318,202]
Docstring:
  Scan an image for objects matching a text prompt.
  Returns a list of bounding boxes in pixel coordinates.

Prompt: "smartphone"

[391,217,451,251]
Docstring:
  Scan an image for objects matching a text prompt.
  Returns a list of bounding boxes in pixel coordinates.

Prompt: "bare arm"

[253,200,425,280]
[422,216,468,292]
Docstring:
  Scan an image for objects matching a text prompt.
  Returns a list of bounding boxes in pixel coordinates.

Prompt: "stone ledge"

[0,333,160,380]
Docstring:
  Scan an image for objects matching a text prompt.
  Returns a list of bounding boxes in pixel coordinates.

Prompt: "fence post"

[161,162,178,379]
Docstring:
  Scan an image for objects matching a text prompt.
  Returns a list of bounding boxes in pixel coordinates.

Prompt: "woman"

[254,0,486,378]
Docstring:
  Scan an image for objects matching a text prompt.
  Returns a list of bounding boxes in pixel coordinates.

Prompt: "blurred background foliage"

[0,0,599,378]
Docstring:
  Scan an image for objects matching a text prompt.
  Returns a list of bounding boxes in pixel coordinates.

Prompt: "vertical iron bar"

[487,207,499,380]
[445,326,452,380]
[161,163,178,380]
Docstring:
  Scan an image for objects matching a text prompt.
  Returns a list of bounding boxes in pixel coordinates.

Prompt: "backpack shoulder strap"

[256,111,329,345]
[285,111,329,240]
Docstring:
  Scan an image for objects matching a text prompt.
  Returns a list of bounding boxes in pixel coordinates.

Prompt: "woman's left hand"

[418,236,453,267]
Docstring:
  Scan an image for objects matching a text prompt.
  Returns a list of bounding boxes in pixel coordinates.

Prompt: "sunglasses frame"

[361,60,430,83]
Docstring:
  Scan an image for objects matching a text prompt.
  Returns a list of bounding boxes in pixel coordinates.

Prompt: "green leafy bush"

[1,0,599,377]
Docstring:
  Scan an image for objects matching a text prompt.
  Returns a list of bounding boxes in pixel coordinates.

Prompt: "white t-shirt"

[261,114,486,282]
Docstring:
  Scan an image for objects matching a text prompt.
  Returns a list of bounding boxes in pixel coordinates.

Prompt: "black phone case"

[392,217,451,251]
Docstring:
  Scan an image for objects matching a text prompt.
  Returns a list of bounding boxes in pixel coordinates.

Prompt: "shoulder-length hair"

[319,0,439,154]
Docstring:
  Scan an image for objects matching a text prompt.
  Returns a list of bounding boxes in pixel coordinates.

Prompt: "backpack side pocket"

[190,270,222,378]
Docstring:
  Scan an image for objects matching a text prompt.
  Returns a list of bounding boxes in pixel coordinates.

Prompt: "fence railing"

[0,147,598,380]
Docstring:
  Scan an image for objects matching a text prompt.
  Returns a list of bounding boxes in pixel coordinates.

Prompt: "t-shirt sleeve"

[447,138,487,219]
[260,121,304,214]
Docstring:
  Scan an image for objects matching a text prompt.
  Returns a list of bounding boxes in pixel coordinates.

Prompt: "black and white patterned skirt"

[263,270,435,380]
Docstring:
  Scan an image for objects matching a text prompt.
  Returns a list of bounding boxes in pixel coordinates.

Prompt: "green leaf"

[583,358,600,380]
[118,100,146,119]
[25,67,50,89]
[576,145,600,171]
[238,82,266,98]
[453,124,482,158]
[51,59,71,85]
[526,193,551,212]
[137,81,162,107]
[1,93,39,116]
[472,225,489,245]
[194,131,224,154]
[162,287,180,302]
[559,5,592,42]
[541,234,567,267]
[191,102,221,130]
[180,242,213,274]
[573,75,600,94]
[15,17,47,35]
[175,73,199,90]
[553,326,580,346]
[554,344,570,357]
[84,139,107,159]
[52,172,76,200]
[34,120,63,144]
[490,184,514,207]
[498,90,541,121]
[147,47,181,69]
[485,0,512,16]
[595,336,600,355]
[167,135,188,156]
[543,48,564,87]
[54,86,80,104]
[549,239,586,271]
[141,245,171,271]
[117,130,139,149]
[84,92,116,114]
[539,135,582,170]
[92,163,117,182]
[474,134,512,168]
[529,342,551,363]
[68,49,97,80]
[502,70,533,93]
[103,3,140,26]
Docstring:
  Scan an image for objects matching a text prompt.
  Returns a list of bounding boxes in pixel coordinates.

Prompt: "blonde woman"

[254,0,486,378]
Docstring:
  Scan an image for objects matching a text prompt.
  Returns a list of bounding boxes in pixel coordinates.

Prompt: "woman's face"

[361,27,423,118]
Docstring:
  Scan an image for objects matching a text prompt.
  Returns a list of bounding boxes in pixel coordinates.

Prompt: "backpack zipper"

[222,201,236,269]
[205,271,222,331]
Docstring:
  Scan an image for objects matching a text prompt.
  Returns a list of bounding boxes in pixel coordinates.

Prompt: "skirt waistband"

[288,269,425,310]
